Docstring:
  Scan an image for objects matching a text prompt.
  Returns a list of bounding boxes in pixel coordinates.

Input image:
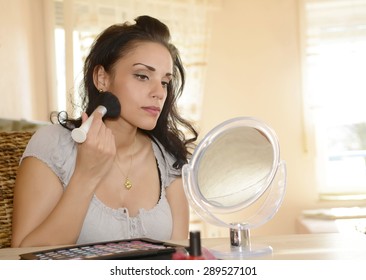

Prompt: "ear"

[93,65,109,91]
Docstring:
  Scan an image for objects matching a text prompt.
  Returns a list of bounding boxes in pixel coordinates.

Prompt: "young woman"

[11,15,198,247]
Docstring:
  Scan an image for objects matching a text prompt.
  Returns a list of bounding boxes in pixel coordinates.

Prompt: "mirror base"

[210,243,273,260]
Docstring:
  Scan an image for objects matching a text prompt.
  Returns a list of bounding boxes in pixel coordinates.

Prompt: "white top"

[21,124,181,244]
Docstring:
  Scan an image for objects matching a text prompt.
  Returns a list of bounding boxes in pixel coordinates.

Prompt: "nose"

[151,82,166,100]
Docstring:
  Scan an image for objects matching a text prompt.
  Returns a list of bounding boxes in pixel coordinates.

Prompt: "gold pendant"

[124,178,132,190]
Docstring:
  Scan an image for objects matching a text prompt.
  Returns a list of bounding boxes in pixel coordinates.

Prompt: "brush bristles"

[98,92,121,119]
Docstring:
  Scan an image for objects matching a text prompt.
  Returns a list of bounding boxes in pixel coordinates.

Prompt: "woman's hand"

[73,110,116,189]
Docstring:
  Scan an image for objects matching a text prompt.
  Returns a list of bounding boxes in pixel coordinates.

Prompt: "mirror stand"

[209,224,272,259]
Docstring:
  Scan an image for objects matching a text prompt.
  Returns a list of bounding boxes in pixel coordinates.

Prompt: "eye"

[161,81,170,89]
[134,74,149,81]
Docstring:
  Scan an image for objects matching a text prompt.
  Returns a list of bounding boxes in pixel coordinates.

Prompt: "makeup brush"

[71,92,121,143]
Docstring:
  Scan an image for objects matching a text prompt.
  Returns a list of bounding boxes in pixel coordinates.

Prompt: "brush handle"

[71,106,107,143]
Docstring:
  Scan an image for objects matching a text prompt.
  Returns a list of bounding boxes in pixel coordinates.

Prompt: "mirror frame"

[185,117,281,214]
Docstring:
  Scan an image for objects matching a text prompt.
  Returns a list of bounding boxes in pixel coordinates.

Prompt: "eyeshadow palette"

[20,238,182,260]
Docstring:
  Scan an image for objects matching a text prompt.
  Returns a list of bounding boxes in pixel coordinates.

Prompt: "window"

[52,0,221,125]
[301,0,366,199]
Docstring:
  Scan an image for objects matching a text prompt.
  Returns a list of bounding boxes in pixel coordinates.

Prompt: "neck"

[116,134,137,157]
[105,119,138,150]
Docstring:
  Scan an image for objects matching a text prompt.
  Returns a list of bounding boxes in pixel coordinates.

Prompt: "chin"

[139,121,158,131]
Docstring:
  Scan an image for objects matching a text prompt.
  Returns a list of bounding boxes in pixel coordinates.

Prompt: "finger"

[91,125,115,159]
[92,109,104,120]
[81,112,88,123]
[88,110,104,136]
[105,128,116,155]
[78,112,103,146]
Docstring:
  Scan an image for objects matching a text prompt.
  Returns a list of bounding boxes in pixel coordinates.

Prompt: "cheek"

[162,91,170,106]
[118,96,134,117]
[162,93,168,104]
[117,92,144,121]
[111,83,136,108]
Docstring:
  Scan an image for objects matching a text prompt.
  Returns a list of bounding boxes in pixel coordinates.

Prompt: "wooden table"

[1,233,365,260]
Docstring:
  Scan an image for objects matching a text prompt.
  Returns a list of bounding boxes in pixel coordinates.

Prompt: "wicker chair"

[0,131,33,248]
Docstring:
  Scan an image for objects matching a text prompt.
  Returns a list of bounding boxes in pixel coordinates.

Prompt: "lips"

[142,106,161,116]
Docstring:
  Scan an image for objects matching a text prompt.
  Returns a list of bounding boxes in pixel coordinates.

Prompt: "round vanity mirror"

[182,117,286,259]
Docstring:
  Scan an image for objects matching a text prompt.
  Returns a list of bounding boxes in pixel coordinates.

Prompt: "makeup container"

[187,231,205,260]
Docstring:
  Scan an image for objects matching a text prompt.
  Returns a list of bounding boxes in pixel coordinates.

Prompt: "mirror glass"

[197,126,274,211]
[185,117,282,216]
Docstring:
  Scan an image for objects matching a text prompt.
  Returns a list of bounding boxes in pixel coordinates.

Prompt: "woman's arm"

[166,178,190,240]
[11,157,94,247]
[11,112,116,247]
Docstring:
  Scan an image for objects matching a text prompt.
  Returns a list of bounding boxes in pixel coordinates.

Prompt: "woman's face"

[106,42,173,130]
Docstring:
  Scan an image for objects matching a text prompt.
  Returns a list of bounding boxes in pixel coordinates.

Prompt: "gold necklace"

[115,137,136,190]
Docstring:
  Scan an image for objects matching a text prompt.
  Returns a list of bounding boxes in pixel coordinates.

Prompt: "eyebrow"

[133,63,173,78]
